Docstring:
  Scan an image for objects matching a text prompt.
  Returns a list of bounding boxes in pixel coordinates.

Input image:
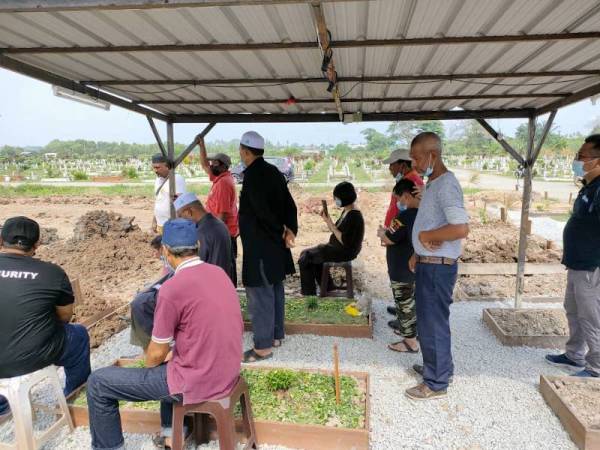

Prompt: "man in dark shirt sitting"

[0,216,91,418]
[546,135,600,378]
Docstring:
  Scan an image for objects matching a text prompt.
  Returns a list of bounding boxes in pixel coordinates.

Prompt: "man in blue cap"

[174,192,232,278]
[86,219,242,450]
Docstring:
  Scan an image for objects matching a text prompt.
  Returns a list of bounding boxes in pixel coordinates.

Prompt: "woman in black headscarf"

[298,181,365,296]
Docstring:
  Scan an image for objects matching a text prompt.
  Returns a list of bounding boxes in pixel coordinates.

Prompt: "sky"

[1,68,600,148]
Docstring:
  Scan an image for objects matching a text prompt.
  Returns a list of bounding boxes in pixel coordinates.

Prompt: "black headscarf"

[333,181,357,207]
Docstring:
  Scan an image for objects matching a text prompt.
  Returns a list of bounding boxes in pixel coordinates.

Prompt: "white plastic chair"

[0,365,74,450]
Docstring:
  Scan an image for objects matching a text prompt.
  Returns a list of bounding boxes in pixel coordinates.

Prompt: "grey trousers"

[564,268,600,375]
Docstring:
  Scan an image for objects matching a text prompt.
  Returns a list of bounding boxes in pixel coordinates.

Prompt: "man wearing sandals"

[377,179,420,354]
[406,132,469,400]
[86,219,242,450]
[237,131,298,363]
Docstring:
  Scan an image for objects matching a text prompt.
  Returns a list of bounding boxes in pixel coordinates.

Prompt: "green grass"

[308,161,330,183]
[241,368,365,428]
[71,367,366,429]
[351,165,371,183]
[240,296,368,325]
[0,183,211,198]
[462,187,483,195]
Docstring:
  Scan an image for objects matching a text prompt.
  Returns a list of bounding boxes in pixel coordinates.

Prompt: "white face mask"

[334,197,342,208]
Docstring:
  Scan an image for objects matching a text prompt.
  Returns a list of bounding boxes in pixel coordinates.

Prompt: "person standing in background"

[151,154,186,234]
[237,131,298,363]
[197,138,240,285]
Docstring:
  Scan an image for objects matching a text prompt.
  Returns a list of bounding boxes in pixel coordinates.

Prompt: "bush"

[121,167,139,179]
[304,160,315,172]
[305,296,319,311]
[265,369,296,392]
[71,170,89,181]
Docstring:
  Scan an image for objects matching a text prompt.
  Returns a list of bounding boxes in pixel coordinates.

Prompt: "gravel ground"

[1,300,576,450]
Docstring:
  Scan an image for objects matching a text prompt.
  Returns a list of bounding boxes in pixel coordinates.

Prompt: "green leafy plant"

[265,369,297,392]
[71,170,89,181]
[121,167,139,179]
[305,296,319,311]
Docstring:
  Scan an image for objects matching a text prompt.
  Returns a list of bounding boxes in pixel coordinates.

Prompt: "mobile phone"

[321,199,328,216]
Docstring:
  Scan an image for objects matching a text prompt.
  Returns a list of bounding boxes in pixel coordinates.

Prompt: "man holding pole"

[546,134,600,378]
[406,132,469,400]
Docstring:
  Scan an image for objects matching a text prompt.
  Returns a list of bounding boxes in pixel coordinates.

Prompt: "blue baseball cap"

[162,219,198,248]
[173,192,197,212]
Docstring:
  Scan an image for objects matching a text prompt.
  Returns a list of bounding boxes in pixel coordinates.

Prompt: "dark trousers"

[87,364,182,450]
[245,260,285,350]
[415,262,458,391]
[129,289,158,349]
[0,323,91,414]
[230,236,238,287]
[298,246,329,296]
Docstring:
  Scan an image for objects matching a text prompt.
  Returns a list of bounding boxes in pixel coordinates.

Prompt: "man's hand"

[283,227,296,248]
[408,253,416,273]
[196,135,205,148]
[419,231,443,251]
[376,224,386,239]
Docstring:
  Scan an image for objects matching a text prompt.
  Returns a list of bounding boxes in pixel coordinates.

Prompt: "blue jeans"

[246,261,285,350]
[87,364,181,450]
[0,323,91,414]
[415,262,458,391]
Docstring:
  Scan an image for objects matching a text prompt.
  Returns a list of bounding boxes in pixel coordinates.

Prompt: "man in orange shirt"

[198,137,240,285]
[382,148,423,318]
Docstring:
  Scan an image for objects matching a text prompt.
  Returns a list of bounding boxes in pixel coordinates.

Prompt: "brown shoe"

[412,364,453,384]
[405,383,447,400]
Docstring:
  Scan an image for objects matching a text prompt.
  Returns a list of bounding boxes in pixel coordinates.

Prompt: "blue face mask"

[423,154,434,178]
[334,197,342,207]
[572,160,585,178]
[395,173,403,182]
[396,201,407,212]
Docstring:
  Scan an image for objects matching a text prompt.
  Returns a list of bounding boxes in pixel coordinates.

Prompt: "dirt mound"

[37,211,161,347]
[73,210,138,241]
[461,219,561,263]
[40,227,59,244]
[488,308,568,336]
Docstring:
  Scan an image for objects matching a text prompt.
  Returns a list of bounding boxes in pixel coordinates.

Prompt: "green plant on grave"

[265,369,297,392]
[121,167,139,179]
[305,295,319,311]
[478,208,489,224]
[71,170,89,181]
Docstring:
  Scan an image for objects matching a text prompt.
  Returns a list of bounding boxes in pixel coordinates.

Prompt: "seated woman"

[298,181,365,296]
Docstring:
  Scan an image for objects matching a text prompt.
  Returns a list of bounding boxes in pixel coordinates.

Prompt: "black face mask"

[210,166,222,177]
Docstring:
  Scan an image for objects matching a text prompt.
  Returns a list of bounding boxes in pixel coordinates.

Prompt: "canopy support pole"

[147,115,167,158]
[173,123,216,168]
[167,121,176,219]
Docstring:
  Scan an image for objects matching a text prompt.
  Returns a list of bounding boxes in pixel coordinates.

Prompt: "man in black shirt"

[0,216,91,417]
[546,134,600,378]
[377,179,420,353]
[174,192,232,278]
[238,131,298,362]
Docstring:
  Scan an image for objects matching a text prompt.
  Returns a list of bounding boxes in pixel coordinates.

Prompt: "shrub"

[121,167,139,179]
[305,296,319,311]
[304,160,315,172]
[265,369,296,391]
[71,170,89,181]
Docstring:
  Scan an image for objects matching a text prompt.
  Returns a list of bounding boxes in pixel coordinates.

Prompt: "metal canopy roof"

[1,0,600,123]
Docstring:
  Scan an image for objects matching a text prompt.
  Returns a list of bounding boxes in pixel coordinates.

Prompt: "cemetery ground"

[0,176,593,449]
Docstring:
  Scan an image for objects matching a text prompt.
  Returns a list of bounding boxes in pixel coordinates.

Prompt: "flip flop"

[273,339,283,348]
[242,348,273,363]
[388,340,419,353]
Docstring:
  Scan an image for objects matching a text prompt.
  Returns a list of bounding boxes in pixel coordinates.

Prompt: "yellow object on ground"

[344,302,363,317]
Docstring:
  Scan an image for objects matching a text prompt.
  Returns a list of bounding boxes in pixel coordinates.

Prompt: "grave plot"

[483,308,568,348]
[68,359,370,450]
[540,376,600,449]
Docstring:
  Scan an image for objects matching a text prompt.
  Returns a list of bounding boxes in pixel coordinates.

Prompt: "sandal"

[242,348,273,363]
[273,339,283,348]
[388,340,420,353]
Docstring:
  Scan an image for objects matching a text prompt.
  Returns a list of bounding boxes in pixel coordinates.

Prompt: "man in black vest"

[238,131,298,362]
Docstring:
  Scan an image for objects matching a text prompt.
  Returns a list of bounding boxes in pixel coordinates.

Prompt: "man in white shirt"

[151,154,186,234]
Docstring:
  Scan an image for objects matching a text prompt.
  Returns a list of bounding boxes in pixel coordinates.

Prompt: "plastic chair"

[0,366,74,450]
[320,261,354,299]
[171,376,257,450]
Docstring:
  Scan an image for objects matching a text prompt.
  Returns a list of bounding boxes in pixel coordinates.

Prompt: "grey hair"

[411,132,443,154]
[163,244,198,257]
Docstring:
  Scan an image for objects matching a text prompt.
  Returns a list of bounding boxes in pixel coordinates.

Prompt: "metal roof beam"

[0,0,362,13]
[171,109,535,123]
[137,93,569,105]
[0,54,169,121]
[5,32,600,55]
[85,70,600,86]
[535,81,600,116]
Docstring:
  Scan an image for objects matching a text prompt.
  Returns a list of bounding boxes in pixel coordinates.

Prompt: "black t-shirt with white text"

[0,253,74,378]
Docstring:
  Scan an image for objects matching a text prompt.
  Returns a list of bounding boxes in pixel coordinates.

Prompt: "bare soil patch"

[551,378,600,429]
[487,308,568,336]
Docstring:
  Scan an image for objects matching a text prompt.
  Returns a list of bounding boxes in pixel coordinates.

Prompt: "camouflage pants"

[391,280,417,338]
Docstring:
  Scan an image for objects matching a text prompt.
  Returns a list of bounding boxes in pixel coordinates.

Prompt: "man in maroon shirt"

[197,137,240,285]
[86,219,242,450]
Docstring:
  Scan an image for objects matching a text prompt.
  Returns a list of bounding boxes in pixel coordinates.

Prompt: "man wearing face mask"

[197,138,239,286]
[406,132,469,401]
[237,131,298,363]
[546,134,600,378]
[299,181,365,296]
[377,179,420,353]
